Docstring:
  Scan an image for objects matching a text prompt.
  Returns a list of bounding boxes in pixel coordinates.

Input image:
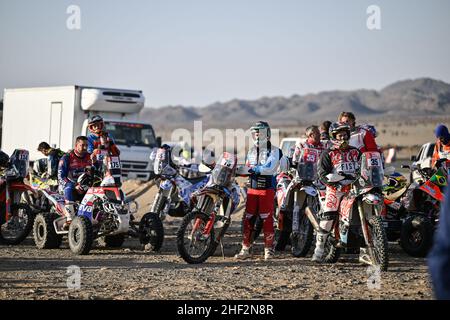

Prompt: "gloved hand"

[75,183,85,194]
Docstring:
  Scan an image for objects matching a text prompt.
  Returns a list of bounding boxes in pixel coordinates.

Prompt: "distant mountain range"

[140,78,450,128]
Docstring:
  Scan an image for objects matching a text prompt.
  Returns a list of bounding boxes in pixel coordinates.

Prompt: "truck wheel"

[68,216,94,255]
[33,213,62,249]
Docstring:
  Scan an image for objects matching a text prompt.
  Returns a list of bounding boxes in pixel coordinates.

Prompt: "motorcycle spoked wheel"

[0,203,35,245]
[139,212,164,252]
[367,216,389,272]
[176,211,216,264]
[291,196,318,257]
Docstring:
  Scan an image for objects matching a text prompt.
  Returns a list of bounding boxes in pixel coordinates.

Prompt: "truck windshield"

[104,122,156,147]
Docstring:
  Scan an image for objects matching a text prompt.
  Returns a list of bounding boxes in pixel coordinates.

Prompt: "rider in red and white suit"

[312,122,362,262]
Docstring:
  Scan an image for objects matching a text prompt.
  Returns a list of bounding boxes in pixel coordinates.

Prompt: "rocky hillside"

[140,78,450,128]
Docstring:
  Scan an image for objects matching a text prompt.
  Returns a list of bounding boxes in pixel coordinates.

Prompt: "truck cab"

[82,120,160,180]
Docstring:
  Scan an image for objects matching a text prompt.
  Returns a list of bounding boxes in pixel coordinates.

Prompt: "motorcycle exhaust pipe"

[305,206,321,232]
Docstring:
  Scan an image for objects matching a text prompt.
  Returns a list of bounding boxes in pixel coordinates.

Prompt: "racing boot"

[311,231,328,263]
[63,203,76,230]
[234,245,252,260]
[264,247,275,261]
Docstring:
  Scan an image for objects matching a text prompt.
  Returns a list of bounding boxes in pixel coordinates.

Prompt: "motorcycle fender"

[300,186,317,197]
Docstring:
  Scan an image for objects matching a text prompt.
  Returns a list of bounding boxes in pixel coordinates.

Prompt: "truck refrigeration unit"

[1,86,161,180]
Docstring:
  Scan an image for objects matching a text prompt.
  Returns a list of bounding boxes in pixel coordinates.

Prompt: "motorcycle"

[0,149,34,245]
[393,161,447,257]
[275,148,322,257]
[150,148,210,221]
[310,151,389,271]
[176,152,242,264]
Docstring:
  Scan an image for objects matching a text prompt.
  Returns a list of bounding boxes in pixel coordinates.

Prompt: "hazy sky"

[1,0,449,107]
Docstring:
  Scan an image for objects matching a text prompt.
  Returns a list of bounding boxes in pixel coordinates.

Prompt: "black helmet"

[329,122,351,140]
[0,150,10,168]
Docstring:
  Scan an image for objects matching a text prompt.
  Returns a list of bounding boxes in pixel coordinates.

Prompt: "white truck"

[1,86,161,181]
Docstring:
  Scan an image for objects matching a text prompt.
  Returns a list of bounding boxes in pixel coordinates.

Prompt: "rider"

[320,121,332,142]
[432,124,450,171]
[37,142,65,180]
[312,122,362,262]
[58,136,92,229]
[87,115,120,167]
[275,125,327,234]
[235,121,282,261]
[338,112,379,153]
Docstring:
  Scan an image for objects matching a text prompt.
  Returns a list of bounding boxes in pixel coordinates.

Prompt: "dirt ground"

[0,180,434,300]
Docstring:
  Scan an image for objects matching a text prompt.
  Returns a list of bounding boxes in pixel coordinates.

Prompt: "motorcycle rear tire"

[0,203,35,245]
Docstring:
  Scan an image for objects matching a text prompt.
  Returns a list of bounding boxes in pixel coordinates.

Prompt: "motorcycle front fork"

[292,190,307,234]
[358,201,382,264]
[151,188,172,220]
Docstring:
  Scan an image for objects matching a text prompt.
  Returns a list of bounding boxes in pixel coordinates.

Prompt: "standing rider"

[313,122,362,262]
[58,136,92,229]
[235,121,282,260]
[432,124,450,172]
[338,112,378,153]
[87,115,120,167]
[276,125,327,234]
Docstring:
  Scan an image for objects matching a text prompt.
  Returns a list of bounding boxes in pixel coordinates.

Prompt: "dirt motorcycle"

[309,151,389,271]
[275,148,322,257]
[0,149,34,245]
[150,148,210,221]
[176,152,242,264]
[392,160,447,257]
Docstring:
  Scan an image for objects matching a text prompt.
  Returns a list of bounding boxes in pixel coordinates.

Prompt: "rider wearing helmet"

[274,125,327,239]
[432,124,450,171]
[338,112,379,153]
[235,121,282,261]
[313,122,362,262]
[58,136,92,229]
[87,115,120,161]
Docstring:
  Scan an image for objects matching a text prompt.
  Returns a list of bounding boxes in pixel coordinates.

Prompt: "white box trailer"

[1,85,161,180]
